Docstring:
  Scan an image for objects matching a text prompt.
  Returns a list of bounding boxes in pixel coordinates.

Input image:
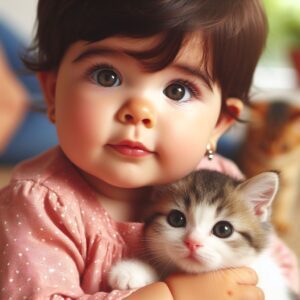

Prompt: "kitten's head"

[247,101,300,158]
[144,170,278,275]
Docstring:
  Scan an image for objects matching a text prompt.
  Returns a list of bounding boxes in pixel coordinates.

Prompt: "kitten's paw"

[108,259,158,290]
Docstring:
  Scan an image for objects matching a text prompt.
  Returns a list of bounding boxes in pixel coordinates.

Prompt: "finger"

[238,286,265,300]
[227,267,258,285]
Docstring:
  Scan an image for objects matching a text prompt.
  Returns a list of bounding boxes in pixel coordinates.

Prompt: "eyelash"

[84,63,122,84]
[83,63,201,99]
[169,79,201,99]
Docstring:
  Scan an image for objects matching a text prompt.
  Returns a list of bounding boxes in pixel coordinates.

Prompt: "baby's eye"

[163,83,192,102]
[167,210,186,228]
[212,221,233,238]
[92,68,121,87]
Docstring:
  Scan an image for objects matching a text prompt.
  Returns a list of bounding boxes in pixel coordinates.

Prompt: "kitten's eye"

[163,83,191,102]
[167,210,186,228]
[92,68,121,87]
[212,221,233,238]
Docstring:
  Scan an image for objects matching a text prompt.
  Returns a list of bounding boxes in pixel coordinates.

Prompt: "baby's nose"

[116,99,156,128]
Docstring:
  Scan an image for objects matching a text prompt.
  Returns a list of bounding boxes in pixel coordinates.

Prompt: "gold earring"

[206,144,215,161]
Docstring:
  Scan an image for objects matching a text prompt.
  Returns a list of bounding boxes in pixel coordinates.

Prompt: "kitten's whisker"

[141,247,169,261]
[156,257,174,279]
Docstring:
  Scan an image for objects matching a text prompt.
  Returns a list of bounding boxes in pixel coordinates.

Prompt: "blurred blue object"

[0,111,57,163]
[0,21,58,164]
[217,135,241,161]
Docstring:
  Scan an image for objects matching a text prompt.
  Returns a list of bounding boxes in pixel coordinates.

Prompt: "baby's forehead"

[89,34,165,53]
[176,33,205,60]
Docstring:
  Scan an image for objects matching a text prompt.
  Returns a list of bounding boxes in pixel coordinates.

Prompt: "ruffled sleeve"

[0,180,134,299]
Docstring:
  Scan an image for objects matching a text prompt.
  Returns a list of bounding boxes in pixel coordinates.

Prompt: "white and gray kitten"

[109,170,298,300]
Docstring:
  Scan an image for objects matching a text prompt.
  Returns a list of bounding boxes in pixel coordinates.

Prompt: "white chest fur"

[250,250,291,300]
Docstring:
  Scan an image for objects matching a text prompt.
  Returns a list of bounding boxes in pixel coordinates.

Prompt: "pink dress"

[0,147,298,299]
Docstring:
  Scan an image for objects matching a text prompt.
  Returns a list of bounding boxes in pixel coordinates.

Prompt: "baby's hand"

[165,267,264,300]
[108,259,158,290]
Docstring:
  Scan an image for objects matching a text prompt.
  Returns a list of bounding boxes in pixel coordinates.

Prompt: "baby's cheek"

[160,130,207,177]
[68,100,106,142]
[74,108,98,138]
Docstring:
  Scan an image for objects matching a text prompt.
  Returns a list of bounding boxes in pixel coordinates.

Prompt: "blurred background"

[0,0,57,165]
[255,0,300,93]
[0,0,299,284]
[0,0,36,38]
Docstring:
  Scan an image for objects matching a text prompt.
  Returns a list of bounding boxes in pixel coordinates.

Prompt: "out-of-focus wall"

[0,0,37,39]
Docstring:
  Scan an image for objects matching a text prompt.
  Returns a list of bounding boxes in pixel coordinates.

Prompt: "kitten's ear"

[237,172,279,222]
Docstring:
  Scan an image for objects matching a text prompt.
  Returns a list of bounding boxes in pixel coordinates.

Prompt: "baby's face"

[47,34,224,188]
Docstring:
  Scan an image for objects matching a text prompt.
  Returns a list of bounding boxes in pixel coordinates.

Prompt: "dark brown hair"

[24,0,267,106]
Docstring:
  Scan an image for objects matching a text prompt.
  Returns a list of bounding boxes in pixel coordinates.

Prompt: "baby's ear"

[210,98,243,146]
[237,172,279,222]
[37,71,57,123]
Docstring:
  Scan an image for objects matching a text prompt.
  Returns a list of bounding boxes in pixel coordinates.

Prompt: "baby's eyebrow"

[172,64,213,91]
[72,46,124,63]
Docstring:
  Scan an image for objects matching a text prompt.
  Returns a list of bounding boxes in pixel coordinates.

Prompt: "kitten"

[238,100,300,233]
[108,170,298,300]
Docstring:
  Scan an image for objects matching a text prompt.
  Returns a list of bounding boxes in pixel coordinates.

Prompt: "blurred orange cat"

[239,101,300,233]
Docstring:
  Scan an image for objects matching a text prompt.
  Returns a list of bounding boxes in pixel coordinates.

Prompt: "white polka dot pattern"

[0,147,143,299]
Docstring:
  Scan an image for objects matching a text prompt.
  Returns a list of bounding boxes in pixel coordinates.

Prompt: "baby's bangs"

[124,31,212,81]
[124,31,183,72]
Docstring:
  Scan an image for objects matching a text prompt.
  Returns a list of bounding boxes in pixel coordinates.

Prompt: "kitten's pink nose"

[184,238,203,252]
